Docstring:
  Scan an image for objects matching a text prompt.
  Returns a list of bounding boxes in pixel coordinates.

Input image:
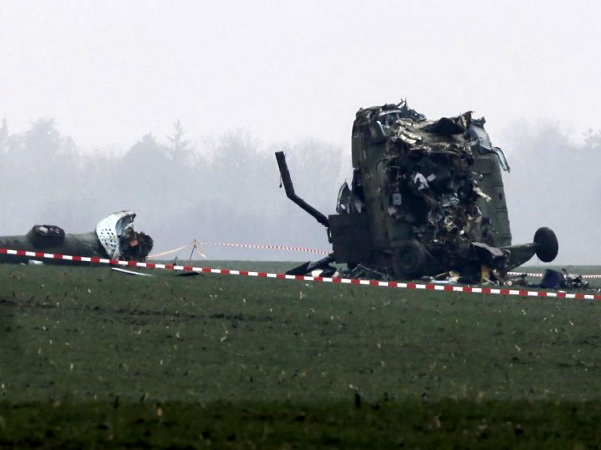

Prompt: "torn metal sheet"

[276,100,559,283]
[0,210,153,265]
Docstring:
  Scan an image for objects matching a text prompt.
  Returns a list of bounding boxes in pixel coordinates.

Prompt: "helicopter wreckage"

[276,101,558,284]
[0,210,153,265]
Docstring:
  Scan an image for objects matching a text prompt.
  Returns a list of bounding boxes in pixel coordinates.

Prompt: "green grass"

[2,262,601,446]
[3,400,601,448]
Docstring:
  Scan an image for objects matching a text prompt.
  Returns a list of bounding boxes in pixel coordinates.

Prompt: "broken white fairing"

[95,211,136,259]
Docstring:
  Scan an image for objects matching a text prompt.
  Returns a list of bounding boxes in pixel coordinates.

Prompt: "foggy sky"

[1,1,600,150]
[1,1,600,265]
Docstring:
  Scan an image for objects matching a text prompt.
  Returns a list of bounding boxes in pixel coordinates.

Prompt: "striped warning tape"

[2,247,600,301]
[149,243,601,281]
[148,240,330,259]
[147,241,207,259]
[508,271,601,280]
[147,243,192,259]
[195,242,330,255]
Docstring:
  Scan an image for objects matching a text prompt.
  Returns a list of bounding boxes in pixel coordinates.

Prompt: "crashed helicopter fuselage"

[276,101,558,282]
[0,210,153,265]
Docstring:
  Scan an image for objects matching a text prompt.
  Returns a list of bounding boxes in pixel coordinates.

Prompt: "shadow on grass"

[1,399,600,448]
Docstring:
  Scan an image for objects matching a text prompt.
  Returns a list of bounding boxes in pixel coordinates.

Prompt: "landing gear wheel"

[534,227,558,263]
[392,240,429,280]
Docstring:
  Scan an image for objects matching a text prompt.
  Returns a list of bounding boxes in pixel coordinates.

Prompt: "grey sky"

[1,0,600,151]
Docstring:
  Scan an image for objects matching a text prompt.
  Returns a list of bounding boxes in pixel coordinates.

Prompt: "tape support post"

[1,247,600,301]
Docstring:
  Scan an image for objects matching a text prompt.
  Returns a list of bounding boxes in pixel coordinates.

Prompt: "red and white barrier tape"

[508,271,601,280]
[148,240,329,259]
[195,242,329,255]
[150,244,601,281]
[508,272,543,278]
[2,247,600,301]
[147,243,192,259]
[148,242,207,260]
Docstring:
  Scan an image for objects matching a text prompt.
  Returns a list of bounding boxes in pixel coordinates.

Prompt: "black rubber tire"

[534,227,559,263]
[392,240,429,280]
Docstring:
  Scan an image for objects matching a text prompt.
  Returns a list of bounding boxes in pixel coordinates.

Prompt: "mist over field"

[1,0,600,265]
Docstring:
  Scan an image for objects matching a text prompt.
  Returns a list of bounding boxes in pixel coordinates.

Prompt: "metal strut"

[275,151,330,228]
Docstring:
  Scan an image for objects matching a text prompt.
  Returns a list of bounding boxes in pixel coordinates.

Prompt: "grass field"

[2,261,601,447]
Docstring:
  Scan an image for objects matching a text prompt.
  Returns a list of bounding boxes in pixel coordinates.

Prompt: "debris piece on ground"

[111,267,154,277]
